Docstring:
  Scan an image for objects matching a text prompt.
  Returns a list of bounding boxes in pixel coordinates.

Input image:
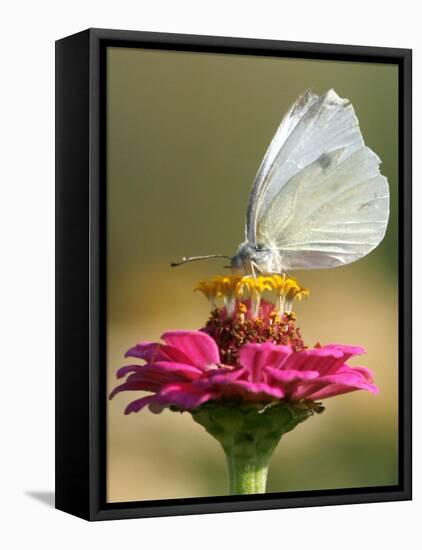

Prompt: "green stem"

[191,402,314,496]
[225,449,271,494]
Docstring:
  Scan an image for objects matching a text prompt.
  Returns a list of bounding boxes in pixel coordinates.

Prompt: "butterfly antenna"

[170,254,232,267]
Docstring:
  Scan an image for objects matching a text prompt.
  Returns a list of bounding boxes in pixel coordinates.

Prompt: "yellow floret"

[195,274,309,316]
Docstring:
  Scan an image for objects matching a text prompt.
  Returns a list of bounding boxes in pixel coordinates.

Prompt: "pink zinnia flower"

[110,274,379,496]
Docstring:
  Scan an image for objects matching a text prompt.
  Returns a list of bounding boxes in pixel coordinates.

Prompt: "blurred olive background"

[106,47,398,503]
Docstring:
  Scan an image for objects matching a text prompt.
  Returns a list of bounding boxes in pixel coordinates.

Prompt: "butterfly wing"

[246,89,389,270]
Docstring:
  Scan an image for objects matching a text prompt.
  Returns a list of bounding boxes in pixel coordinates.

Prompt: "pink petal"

[204,367,247,385]
[159,382,217,409]
[161,330,220,369]
[147,361,203,380]
[350,365,374,382]
[125,342,191,364]
[317,345,366,375]
[292,370,378,400]
[109,379,159,399]
[113,362,203,399]
[123,370,180,388]
[116,364,144,379]
[125,342,159,361]
[239,343,292,382]
[283,347,344,375]
[125,395,156,414]
[315,371,375,386]
[228,380,285,399]
[266,367,320,383]
[200,368,284,400]
[109,382,133,399]
[323,344,366,360]
[305,382,378,400]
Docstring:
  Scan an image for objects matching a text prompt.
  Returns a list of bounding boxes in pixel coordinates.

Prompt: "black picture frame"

[55,28,412,521]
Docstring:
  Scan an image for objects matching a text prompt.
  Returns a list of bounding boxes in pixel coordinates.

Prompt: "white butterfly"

[172,89,390,275]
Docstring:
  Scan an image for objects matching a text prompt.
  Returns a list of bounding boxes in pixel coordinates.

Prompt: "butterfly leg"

[250,261,262,280]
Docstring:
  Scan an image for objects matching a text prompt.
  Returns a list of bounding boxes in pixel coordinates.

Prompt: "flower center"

[195,274,309,316]
[202,300,306,366]
[196,275,309,366]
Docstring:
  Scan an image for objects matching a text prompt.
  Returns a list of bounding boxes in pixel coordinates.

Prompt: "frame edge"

[55,29,92,521]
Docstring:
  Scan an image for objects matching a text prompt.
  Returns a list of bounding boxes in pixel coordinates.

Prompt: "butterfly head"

[231,241,282,275]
